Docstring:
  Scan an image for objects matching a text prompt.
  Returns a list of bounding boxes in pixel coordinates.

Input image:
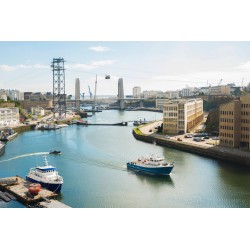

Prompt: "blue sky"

[1,41,250,96]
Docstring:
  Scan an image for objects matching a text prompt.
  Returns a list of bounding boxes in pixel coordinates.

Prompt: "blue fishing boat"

[26,156,63,193]
[127,154,174,176]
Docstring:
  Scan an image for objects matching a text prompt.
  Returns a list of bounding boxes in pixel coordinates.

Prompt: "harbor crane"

[88,85,93,99]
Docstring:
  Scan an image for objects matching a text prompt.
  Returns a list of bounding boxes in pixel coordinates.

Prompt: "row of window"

[241,134,249,139]
[220,133,233,138]
[164,124,178,127]
[241,126,250,131]
[241,111,250,116]
[220,110,234,115]
[220,125,234,130]
[220,118,233,123]
[241,119,250,123]
[165,113,178,117]
[164,118,177,122]
[241,104,250,108]
[164,107,178,111]
[220,139,234,145]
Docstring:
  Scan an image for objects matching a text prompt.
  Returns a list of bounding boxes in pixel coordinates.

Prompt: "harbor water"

[1,110,250,208]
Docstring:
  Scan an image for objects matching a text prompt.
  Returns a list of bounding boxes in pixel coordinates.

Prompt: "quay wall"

[132,130,250,167]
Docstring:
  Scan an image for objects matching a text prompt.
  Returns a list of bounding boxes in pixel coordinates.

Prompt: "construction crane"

[88,85,92,99]
[218,79,223,85]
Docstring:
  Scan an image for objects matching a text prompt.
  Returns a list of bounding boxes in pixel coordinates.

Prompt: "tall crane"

[88,85,92,99]
[218,79,223,85]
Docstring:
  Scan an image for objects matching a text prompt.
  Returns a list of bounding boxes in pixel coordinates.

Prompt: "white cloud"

[68,60,116,70]
[0,64,49,71]
[88,46,111,52]
[0,64,15,71]
[234,61,250,71]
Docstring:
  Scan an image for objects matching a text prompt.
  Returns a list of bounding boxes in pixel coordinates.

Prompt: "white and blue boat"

[26,156,63,193]
[127,154,174,176]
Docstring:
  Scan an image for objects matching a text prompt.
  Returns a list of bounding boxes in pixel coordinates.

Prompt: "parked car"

[193,137,201,142]
[165,135,171,139]
[184,134,192,138]
[177,138,182,141]
[212,137,219,140]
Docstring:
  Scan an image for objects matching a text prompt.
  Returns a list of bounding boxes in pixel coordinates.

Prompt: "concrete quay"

[133,122,250,167]
[0,176,71,208]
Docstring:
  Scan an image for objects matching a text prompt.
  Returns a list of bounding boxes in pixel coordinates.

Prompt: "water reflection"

[127,169,175,187]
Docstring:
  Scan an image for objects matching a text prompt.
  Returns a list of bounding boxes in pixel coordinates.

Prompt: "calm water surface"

[1,110,250,208]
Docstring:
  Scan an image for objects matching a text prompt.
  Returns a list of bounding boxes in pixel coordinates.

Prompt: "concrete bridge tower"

[118,78,125,110]
[75,78,80,110]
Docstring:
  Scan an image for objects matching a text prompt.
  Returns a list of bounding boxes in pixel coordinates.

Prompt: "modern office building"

[75,78,80,110]
[0,107,20,127]
[163,98,203,134]
[219,94,250,149]
[133,86,141,98]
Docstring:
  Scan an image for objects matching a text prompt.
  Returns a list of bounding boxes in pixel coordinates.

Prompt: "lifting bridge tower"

[51,58,66,119]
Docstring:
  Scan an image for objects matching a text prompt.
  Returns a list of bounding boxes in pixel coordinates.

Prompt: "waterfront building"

[165,91,180,99]
[209,85,231,96]
[142,90,163,98]
[163,98,203,134]
[31,107,45,116]
[180,87,195,97]
[133,86,141,98]
[75,78,80,110]
[0,94,7,101]
[219,94,250,149]
[19,100,53,112]
[0,107,20,127]
[156,99,170,110]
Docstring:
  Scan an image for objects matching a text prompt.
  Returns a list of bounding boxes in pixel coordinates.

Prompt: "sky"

[1,41,250,96]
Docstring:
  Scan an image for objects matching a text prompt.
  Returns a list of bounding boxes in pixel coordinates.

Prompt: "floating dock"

[0,176,71,208]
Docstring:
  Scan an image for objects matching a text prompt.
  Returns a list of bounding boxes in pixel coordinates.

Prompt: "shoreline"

[133,123,250,167]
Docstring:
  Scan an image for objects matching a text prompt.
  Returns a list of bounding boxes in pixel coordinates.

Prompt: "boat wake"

[0,152,49,163]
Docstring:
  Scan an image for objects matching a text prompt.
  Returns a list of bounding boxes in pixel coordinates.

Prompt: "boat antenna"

[43,155,48,166]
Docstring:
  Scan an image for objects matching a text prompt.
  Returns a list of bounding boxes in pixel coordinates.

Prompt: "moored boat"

[0,142,5,156]
[26,156,63,193]
[0,128,18,141]
[127,154,174,176]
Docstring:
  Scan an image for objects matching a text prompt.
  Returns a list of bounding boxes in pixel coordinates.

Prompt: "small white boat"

[26,156,63,193]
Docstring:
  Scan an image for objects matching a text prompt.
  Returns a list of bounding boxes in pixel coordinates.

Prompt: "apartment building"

[0,107,20,127]
[133,86,141,98]
[219,94,250,149]
[163,98,203,134]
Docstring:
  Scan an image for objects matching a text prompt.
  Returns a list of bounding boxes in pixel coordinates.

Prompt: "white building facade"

[0,108,20,127]
[133,86,141,98]
[31,107,45,116]
[163,98,203,134]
